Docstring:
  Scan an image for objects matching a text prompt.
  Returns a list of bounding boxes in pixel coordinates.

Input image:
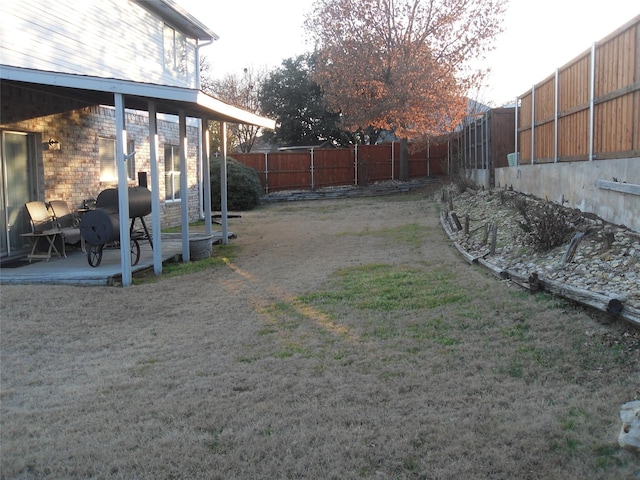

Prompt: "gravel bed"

[444,187,640,310]
[261,178,437,202]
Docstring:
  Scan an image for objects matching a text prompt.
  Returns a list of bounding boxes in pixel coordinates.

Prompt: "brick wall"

[0,88,202,229]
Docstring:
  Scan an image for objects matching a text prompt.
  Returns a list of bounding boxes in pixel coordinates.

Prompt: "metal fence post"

[310,147,315,190]
[264,152,269,194]
[467,122,471,169]
[589,42,596,161]
[515,96,519,162]
[531,84,535,165]
[390,141,394,180]
[474,119,478,170]
[354,144,358,185]
[427,139,430,177]
[485,112,489,170]
[554,68,559,163]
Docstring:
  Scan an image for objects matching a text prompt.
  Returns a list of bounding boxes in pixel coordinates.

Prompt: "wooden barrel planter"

[189,234,213,261]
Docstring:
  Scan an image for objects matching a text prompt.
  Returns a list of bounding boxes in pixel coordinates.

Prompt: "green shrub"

[210,157,262,211]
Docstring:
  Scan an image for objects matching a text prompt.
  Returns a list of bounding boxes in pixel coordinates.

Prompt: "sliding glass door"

[1,131,38,257]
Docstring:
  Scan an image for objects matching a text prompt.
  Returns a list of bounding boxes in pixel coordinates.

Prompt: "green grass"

[593,444,624,469]
[507,360,524,378]
[375,223,430,247]
[571,334,635,370]
[203,428,227,454]
[534,291,565,309]
[373,190,431,202]
[269,203,354,215]
[342,223,430,248]
[256,263,468,352]
[161,220,206,233]
[407,318,459,346]
[500,321,530,340]
[547,408,633,470]
[561,407,588,431]
[262,302,304,331]
[133,244,239,284]
[129,357,160,377]
[300,264,466,312]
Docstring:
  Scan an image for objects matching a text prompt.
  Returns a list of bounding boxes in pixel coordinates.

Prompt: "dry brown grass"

[1,188,638,479]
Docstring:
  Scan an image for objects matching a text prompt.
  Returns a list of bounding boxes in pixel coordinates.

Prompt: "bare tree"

[199,56,236,154]
[199,55,214,94]
[207,66,267,153]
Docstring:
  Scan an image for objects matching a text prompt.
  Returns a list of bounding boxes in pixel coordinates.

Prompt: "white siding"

[0,0,198,88]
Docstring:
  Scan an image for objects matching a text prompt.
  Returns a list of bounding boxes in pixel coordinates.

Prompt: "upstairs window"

[163,24,187,78]
[164,144,181,202]
[99,137,135,182]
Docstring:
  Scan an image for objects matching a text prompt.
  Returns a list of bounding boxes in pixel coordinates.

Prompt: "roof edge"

[133,0,219,41]
[0,66,274,129]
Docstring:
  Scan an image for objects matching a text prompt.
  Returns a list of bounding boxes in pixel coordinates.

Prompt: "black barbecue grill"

[80,187,153,267]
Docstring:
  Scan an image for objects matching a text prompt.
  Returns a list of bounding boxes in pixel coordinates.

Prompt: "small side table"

[21,230,63,262]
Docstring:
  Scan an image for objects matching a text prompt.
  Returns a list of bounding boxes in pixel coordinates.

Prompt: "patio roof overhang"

[1,65,275,286]
[0,65,275,129]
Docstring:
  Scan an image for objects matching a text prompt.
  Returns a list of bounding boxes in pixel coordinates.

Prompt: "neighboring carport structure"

[0,65,276,286]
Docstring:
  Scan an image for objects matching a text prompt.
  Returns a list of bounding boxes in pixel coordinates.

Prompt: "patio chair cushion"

[48,200,81,246]
[25,201,56,233]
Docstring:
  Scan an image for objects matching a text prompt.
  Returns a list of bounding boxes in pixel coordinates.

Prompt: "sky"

[175,0,639,107]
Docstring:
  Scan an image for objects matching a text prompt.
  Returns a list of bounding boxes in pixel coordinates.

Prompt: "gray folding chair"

[48,200,82,254]
[23,201,62,261]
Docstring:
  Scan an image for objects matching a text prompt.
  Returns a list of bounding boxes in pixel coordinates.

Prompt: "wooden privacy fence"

[458,108,515,170]
[232,141,449,193]
[517,15,640,163]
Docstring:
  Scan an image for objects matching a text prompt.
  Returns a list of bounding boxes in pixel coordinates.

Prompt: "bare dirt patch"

[1,187,638,479]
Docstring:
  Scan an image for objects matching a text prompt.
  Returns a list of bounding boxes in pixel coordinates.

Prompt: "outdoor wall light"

[48,138,60,150]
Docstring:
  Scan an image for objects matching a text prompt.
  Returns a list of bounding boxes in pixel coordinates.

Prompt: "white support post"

[179,110,189,261]
[220,121,229,245]
[202,119,212,236]
[148,101,162,274]
[589,42,596,161]
[114,93,132,286]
